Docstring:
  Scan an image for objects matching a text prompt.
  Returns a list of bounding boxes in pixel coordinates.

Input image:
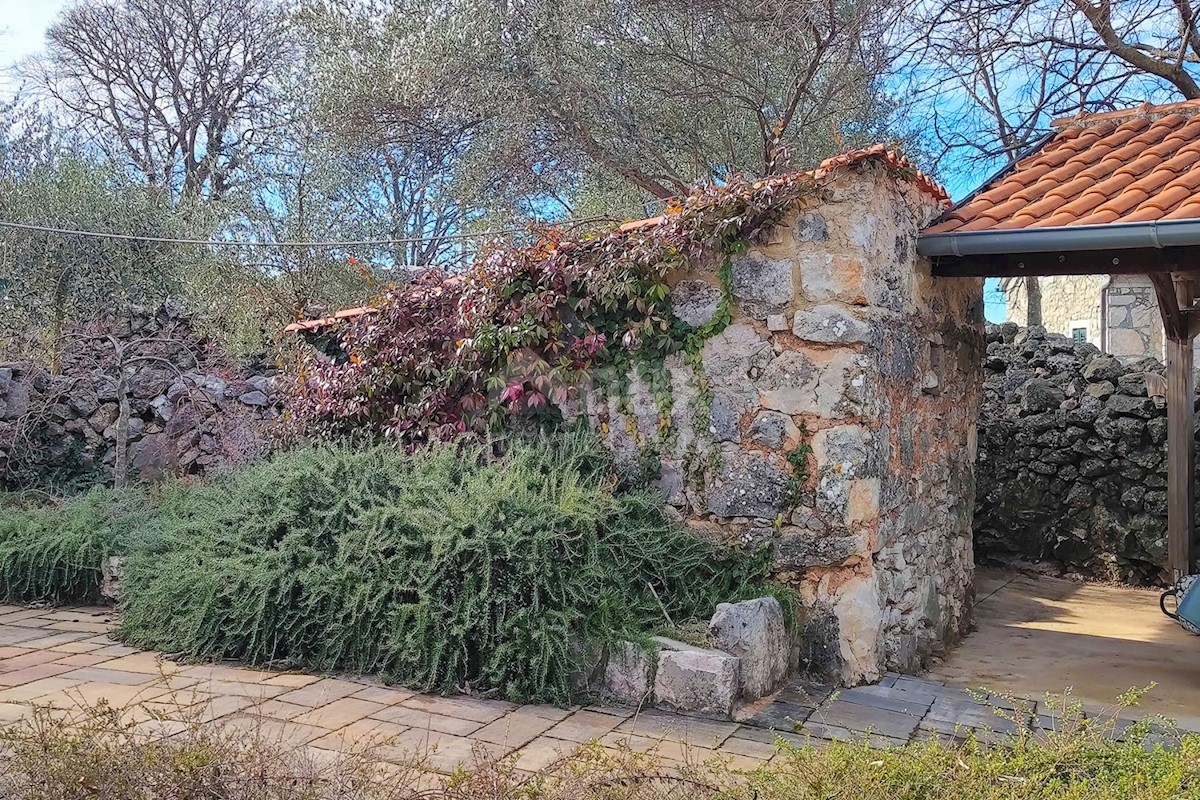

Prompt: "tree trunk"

[113,368,130,489]
[1025,277,1043,326]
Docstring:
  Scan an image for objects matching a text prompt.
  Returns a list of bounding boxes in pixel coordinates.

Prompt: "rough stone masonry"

[569,164,986,685]
[974,323,1185,586]
[0,305,280,490]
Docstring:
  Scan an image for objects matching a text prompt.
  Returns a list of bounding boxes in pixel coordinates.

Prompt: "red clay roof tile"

[925,99,1200,235]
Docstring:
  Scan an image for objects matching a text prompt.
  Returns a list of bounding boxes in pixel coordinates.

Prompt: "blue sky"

[1,0,1009,321]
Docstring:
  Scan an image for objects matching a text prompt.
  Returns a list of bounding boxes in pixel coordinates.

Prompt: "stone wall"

[0,305,280,490]
[975,323,1176,585]
[570,165,986,685]
[1002,273,1200,366]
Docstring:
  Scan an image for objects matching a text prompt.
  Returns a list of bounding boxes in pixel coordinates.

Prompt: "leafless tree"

[24,0,290,202]
[901,0,1200,170]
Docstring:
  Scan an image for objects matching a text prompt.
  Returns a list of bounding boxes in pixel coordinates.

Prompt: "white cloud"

[0,0,68,99]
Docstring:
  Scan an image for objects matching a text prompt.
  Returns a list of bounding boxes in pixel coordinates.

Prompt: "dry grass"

[1,684,1198,799]
[0,683,726,800]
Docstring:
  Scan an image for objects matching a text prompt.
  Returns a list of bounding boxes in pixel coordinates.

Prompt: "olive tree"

[301,0,908,218]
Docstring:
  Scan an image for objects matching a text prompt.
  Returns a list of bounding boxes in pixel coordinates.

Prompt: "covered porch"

[915,100,1200,724]
[930,568,1200,729]
[919,101,1200,584]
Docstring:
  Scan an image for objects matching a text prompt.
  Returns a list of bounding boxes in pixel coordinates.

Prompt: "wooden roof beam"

[928,246,1200,279]
[1150,273,1185,340]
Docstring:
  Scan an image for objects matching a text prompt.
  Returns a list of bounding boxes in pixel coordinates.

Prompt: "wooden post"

[1166,278,1196,582]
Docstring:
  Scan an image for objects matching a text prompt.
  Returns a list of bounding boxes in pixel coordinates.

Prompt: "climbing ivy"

[785,422,813,509]
[287,174,823,444]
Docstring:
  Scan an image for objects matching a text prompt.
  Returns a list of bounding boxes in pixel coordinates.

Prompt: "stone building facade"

[571,164,986,685]
[1001,274,1178,362]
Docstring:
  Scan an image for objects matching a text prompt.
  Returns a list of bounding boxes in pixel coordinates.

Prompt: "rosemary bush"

[114,432,773,704]
[0,488,142,603]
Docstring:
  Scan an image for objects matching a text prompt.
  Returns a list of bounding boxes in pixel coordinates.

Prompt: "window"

[1068,320,1090,344]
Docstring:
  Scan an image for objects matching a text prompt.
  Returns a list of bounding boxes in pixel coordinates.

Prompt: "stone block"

[705,448,790,518]
[247,375,274,394]
[847,478,880,525]
[672,280,724,327]
[708,597,789,701]
[759,350,863,418]
[709,393,741,442]
[239,390,271,407]
[766,314,789,332]
[151,395,174,423]
[2,379,29,420]
[730,252,794,318]
[1105,393,1155,418]
[67,387,99,417]
[746,411,800,449]
[1082,355,1124,383]
[701,324,772,413]
[772,530,862,569]
[602,641,654,705]
[801,254,866,305]
[127,433,176,480]
[128,368,174,400]
[810,425,876,477]
[792,212,828,243]
[791,305,871,345]
[100,556,126,601]
[88,403,119,434]
[1020,378,1064,413]
[652,639,739,717]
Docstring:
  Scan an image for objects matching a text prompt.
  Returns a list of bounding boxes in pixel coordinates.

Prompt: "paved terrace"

[0,593,1184,773]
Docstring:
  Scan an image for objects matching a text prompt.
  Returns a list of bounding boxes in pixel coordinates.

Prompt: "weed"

[1,685,1198,799]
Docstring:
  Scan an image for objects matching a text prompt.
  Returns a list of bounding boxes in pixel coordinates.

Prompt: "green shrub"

[115,432,775,704]
[0,488,143,603]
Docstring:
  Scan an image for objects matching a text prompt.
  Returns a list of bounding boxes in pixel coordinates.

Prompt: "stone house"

[1001,274,1174,361]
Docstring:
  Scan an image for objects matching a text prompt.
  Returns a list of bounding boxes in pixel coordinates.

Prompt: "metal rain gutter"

[917,219,1200,258]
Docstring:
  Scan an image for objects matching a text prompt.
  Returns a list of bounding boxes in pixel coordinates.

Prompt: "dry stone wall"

[0,305,280,491]
[571,165,986,686]
[974,323,1179,585]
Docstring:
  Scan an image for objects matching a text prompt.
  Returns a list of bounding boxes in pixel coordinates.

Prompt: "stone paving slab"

[0,604,1193,776]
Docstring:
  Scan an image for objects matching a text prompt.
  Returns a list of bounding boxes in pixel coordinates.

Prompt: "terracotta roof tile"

[283,306,377,333]
[925,99,1200,234]
[1073,208,1122,226]
[1165,199,1200,218]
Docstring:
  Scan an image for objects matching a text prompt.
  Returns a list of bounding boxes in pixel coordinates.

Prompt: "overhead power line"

[0,205,670,249]
[0,220,520,248]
